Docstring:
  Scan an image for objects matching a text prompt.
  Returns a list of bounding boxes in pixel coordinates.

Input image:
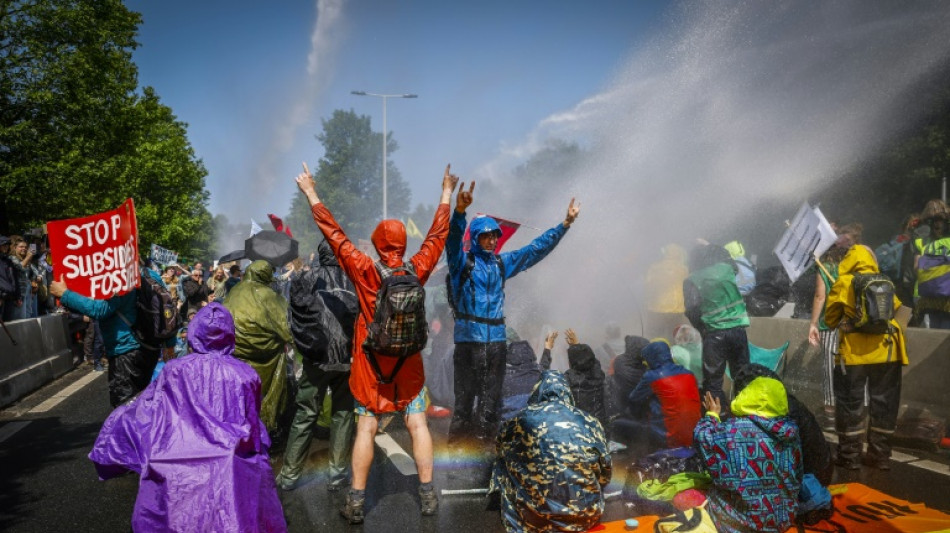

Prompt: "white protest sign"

[150,243,178,266]
[773,203,838,283]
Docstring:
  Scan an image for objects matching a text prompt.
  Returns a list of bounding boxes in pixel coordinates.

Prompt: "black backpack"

[851,273,895,335]
[363,262,428,383]
[119,269,182,351]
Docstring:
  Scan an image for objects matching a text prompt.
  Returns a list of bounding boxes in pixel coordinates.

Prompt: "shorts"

[354,386,429,417]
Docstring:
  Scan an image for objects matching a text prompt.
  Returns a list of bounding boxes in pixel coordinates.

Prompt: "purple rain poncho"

[89,302,287,532]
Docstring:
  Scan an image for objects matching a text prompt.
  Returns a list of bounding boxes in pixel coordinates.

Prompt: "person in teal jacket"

[446,181,579,444]
[51,268,159,407]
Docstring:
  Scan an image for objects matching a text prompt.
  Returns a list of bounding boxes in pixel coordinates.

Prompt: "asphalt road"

[2,365,950,532]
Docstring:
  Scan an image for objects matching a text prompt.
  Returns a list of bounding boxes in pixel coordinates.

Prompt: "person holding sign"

[51,269,158,407]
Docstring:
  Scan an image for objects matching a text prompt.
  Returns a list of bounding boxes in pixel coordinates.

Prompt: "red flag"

[462,213,521,252]
[267,214,293,237]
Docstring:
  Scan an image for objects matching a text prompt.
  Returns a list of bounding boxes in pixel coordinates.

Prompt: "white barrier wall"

[0,314,75,408]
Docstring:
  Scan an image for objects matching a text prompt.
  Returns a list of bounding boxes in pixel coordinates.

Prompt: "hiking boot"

[340,492,365,524]
[862,455,891,471]
[834,456,861,471]
[419,485,439,516]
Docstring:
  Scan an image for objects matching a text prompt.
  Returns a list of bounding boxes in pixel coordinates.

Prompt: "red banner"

[48,199,140,299]
[463,213,522,252]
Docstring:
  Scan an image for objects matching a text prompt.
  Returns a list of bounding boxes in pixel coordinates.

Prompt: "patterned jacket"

[693,376,802,533]
[490,371,612,533]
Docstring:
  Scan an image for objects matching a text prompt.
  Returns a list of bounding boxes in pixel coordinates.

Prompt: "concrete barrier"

[0,314,75,408]
[642,314,950,422]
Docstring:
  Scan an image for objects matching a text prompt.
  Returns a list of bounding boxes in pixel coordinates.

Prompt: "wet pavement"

[2,365,950,532]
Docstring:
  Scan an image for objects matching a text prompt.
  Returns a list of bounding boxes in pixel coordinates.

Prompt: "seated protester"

[490,370,612,533]
[563,329,609,436]
[89,303,287,532]
[694,378,802,533]
[626,341,701,450]
[670,324,702,380]
[732,364,833,486]
[500,339,542,422]
[609,335,650,414]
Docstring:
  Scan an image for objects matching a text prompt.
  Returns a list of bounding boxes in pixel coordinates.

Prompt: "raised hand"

[456,180,475,213]
[564,328,579,345]
[703,391,722,417]
[296,161,321,205]
[544,330,559,350]
[441,164,459,204]
[564,197,581,227]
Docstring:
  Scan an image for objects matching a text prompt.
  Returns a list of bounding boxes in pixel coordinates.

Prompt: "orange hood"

[371,219,407,267]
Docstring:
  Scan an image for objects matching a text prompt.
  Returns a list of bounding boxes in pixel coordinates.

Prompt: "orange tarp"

[592,483,950,533]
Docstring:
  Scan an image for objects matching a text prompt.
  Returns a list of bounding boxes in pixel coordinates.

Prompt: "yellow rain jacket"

[824,246,908,366]
[646,244,688,313]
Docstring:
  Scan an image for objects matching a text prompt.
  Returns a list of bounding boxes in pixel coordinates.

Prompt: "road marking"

[375,433,418,476]
[890,450,917,463]
[908,460,950,477]
[0,421,31,445]
[30,371,104,414]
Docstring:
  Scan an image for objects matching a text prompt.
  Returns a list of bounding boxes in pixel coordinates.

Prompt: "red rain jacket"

[310,203,449,413]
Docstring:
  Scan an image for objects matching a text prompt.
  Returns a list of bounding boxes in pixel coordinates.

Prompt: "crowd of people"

[15,186,948,532]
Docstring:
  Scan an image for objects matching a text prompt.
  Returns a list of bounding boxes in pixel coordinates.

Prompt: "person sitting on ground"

[669,323,702,380]
[89,302,286,532]
[499,338,543,422]
[296,163,458,524]
[625,340,701,451]
[560,328,609,436]
[694,376,802,533]
[223,260,293,434]
[608,335,650,412]
[490,370,612,533]
[732,363,833,486]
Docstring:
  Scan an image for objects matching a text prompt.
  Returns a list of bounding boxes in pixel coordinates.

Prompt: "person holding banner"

[51,270,159,407]
[446,181,579,446]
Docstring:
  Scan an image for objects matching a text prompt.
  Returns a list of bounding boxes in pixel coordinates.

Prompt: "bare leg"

[405,412,433,484]
[350,414,378,490]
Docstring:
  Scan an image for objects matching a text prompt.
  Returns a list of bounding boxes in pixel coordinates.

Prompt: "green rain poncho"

[224,260,291,432]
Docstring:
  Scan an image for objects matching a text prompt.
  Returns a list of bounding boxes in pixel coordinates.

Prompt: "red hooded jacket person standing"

[296,163,459,524]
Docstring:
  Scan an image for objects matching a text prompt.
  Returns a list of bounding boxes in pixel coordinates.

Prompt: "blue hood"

[469,215,502,253]
[642,341,674,369]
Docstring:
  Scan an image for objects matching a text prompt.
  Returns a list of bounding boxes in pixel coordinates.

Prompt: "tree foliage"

[0,0,212,259]
[287,109,412,258]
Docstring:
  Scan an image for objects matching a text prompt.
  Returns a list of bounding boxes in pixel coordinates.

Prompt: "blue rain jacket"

[448,211,568,343]
[61,289,140,357]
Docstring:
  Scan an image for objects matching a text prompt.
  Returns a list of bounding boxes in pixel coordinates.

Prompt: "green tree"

[286,109,412,258]
[0,0,212,258]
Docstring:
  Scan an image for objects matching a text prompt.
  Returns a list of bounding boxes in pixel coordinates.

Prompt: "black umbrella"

[218,249,246,263]
[244,231,299,267]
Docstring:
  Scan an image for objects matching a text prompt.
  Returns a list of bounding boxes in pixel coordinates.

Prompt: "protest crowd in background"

[6,191,950,532]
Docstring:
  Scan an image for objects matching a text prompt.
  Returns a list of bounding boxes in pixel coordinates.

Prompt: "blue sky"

[125,0,667,223]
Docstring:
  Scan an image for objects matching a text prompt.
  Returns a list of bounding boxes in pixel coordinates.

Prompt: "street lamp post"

[351,90,417,220]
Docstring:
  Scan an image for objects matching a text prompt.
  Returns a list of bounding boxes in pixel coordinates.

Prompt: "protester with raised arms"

[447,181,579,446]
[295,162,458,524]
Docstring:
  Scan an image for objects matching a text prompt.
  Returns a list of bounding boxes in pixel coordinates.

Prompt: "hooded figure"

[490,371,612,533]
[694,376,802,533]
[610,335,650,411]
[627,341,700,448]
[565,343,608,433]
[499,340,542,421]
[278,240,359,491]
[89,303,287,533]
[223,260,293,432]
[824,244,907,469]
[447,211,571,443]
[645,244,688,313]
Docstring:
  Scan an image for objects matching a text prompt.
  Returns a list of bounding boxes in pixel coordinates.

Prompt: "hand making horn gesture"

[441,164,459,204]
[564,197,581,228]
[455,179,475,213]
